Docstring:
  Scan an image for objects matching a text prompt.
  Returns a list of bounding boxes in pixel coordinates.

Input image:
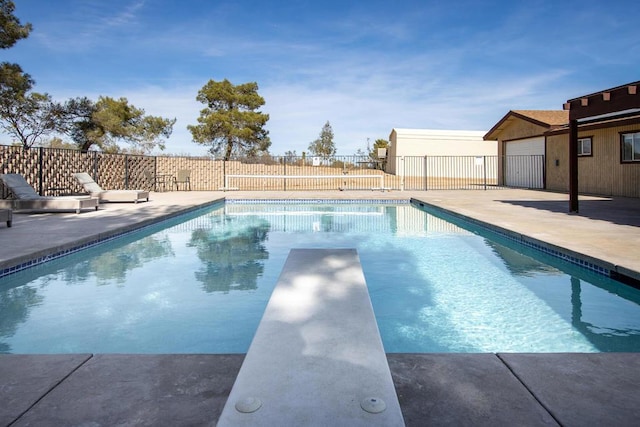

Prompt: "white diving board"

[217,248,405,426]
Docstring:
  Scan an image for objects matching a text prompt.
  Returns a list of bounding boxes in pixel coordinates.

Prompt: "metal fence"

[398,156,498,190]
[1,145,548,195]
[221,155,388,191]
[0,145,155,198]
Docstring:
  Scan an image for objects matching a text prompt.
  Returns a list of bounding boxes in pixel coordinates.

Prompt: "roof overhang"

[546,113,640,135]
[564,81,640,121]
[565,80,640,213]
[483,110,565,140]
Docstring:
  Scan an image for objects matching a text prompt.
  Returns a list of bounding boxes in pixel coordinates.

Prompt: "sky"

[2,0,639,156]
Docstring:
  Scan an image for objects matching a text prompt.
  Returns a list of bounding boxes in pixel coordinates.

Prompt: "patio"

[1,189,639,426]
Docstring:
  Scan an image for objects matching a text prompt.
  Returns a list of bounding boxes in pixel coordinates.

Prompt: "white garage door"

[505,137,544,188]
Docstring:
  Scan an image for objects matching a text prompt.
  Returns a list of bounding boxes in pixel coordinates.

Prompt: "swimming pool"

[1,200,639,354]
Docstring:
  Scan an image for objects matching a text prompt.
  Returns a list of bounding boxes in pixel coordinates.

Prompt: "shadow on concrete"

[496,197,640,227]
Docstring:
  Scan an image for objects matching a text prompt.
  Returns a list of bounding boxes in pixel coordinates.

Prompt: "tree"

[0,63,65,148]
[0,1,44,148]
[308,121,336,158]
[61,96,176,153]
[0,89,64,148]
[0,0,31,49]
[187,79,270,160]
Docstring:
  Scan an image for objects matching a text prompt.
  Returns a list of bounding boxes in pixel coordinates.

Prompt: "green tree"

[188,219,270,293]
[0,1,48,148]
[0,92,64,148]
[62,96,176,153]
[0,63,64,148]
[308,121,336,157]
[0,0,31,49]
[187,79,270,160]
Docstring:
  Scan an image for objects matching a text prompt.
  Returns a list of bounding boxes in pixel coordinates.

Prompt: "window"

[622,132,640,162]
[578,137,592,156]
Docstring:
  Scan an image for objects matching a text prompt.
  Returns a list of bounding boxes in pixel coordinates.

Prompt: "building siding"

[546,124,640,197]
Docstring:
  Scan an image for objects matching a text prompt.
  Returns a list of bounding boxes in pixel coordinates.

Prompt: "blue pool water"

[1,200,640,354]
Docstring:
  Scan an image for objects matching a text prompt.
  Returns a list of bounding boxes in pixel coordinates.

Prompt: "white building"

[387,129,496,175]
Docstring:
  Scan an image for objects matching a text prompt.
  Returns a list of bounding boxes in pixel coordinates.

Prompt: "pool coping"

[410,198,640,286]
[412,200,613,275]
[0,198,225,278]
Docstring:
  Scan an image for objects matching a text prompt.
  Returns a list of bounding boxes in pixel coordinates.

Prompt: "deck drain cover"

[361,397,386,414]
[235,397,262,413]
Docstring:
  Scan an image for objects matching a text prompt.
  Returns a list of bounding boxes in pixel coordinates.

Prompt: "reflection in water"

[223,204,391,233]
[571,276,640,351]
[0,234,174,353]
[425,206,640,352]
[188,216,270,293]
[62,235,175,285]
[0,286,43,353]
[486,241,560,277]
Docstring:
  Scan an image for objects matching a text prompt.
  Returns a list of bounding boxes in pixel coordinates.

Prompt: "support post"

[569,119,579,212]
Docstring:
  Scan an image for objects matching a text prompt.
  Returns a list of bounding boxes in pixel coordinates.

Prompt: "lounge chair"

[0,208,11,227]
[0,174,98,214]
[73,173,149,203]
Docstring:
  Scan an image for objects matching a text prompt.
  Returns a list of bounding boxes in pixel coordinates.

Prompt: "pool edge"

[411,198,640,287]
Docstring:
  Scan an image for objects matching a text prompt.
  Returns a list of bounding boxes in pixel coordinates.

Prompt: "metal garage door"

[505,137,544,188]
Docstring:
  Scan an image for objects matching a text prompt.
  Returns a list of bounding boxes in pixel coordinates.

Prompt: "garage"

[504,136,545,188]
[484,110,568,190]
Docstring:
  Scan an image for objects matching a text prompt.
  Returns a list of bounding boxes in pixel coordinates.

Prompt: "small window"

[578,137,592,156]
[622,132,640,162]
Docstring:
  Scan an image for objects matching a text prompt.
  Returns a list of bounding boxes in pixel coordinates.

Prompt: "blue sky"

[3,0,639,155]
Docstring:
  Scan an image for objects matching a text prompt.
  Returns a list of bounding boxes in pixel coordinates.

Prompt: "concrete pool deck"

[1,189,640,426]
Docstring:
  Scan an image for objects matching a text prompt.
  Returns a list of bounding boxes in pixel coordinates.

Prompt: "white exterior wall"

[387,129,497,176]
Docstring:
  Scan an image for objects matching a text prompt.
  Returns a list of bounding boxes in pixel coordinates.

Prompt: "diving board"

[217,249,404,426]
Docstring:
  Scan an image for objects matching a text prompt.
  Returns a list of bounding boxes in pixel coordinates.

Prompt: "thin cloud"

[32,0,146,51]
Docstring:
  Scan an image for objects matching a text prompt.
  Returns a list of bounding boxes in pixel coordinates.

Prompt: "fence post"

[424,156,428,191]
[38,147,44,195]
[400,156,405,191]
[283,157,287,191]
[223,159,227,190]
[124,155,129,189]
[483,156,487,190]
[92,152,98,178]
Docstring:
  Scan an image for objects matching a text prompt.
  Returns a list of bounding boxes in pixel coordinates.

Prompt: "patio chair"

[174,169,191,191]
[73,173,149,203]
[0,208,11,227]
[0,174,98,214]
[143,170,170,192]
